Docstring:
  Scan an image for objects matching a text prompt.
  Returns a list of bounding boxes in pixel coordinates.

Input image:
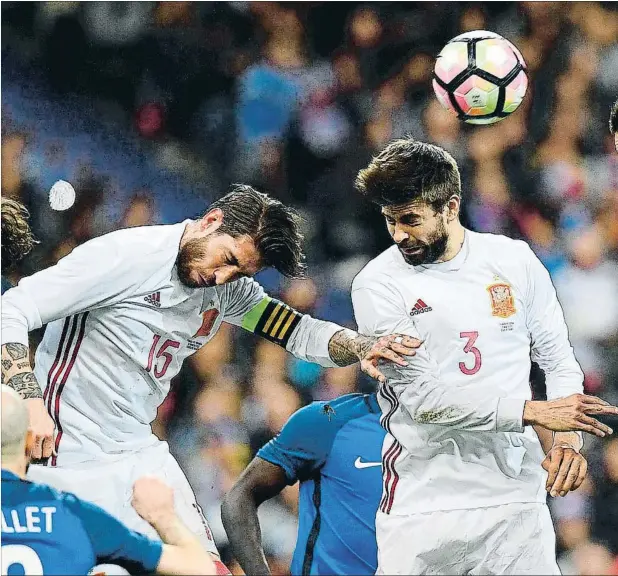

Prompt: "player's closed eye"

[386,217,420,227]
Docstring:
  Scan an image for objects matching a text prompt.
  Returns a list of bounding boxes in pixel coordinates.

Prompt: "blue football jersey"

[1,470,162,575]
[258,393,385,576]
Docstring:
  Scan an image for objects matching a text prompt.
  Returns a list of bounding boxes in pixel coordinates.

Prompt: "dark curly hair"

[1,198,37,273]
[355,138,461,210]
[208,184,307,278]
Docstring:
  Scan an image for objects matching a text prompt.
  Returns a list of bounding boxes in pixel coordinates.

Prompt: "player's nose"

[214,267,238,285]
[393,226,409,244]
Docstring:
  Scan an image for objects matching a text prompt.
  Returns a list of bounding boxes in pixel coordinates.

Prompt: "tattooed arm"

[221,281,422,384]
[327,328,421,383]
[1,342,55,458]
[1,342,42,398]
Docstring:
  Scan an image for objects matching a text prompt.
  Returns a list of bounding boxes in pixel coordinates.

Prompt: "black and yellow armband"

[241,297,303,348]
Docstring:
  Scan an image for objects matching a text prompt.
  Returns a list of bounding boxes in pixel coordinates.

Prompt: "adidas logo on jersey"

[410,298,432,316]
[144,292,161,308]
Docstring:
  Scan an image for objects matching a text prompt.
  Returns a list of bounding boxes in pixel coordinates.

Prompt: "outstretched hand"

[357,334,422,384]
[524,394,618,438]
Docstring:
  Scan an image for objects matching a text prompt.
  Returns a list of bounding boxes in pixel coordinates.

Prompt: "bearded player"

[351,139,618,575]
[0,185,420,568]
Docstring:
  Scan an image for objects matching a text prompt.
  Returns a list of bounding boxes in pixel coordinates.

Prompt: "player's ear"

[445,195,460,221]
[201,208,224,232]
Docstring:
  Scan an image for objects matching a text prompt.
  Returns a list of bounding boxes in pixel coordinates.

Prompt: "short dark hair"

[1,198,37,273]
[610,99,618,134]
[209,184,306,278]
[355,138,461,209]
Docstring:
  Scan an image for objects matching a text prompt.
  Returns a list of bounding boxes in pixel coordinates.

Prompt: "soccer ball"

[432,30,528,125]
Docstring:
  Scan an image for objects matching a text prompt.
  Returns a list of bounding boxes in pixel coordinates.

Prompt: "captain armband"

[240,297,304,348]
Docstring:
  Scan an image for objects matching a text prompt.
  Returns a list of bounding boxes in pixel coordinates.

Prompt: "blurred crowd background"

[2,2,618,574]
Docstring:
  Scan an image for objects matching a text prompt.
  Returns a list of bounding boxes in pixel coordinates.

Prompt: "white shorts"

[376,502,561,575]
[27,442,218,556]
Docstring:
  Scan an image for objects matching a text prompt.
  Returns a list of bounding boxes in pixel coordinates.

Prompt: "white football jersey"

[352,230,583,515]
[1,222,341,466]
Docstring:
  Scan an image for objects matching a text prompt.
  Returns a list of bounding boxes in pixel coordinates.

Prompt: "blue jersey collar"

[1,469,21,482]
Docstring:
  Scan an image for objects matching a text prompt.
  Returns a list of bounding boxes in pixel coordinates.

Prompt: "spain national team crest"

[193,308,220,338]
[487,282,516,318]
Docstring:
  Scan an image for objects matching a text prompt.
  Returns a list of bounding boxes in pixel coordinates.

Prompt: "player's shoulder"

[215,275,260,299]
[75,221,188,260]
[4,475,79,509]
[290,393,377,431]
[469,230,532,258]
[352,245,402,292]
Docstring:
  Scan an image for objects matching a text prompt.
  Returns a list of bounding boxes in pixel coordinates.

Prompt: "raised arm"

[221,277,421,383]
[1,232,168,457]
[352,282,618,435]
[221,458,289,576]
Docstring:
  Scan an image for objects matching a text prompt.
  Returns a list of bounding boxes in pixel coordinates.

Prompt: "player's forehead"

[381,201,432,219]
[229,234,263,274]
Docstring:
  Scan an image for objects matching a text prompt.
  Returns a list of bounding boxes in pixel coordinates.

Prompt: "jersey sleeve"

[222,278,341,367]
[352,280,525,433]
[65,494,162,573]
[257,402,335,483]
[1,234,150,346]
[523,244,584,400]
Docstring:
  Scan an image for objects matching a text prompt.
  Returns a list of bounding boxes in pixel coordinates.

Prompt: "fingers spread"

[579,395,609,406]
[398,336,422,348]
[370,347,408,367]
[389,343,418,357]
[361,360,386,384]
[578,414,612,437]
[595,406,618,417]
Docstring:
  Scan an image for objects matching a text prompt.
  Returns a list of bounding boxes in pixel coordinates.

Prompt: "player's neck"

[1,458,26,478]
[437,222,466,263]
[179,220,200,248]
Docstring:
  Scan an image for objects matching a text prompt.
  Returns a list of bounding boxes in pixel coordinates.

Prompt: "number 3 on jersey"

[146,334,180,378]
[459,331,482,375]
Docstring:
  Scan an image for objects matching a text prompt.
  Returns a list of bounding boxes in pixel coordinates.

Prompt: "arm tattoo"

[5,343,28,361]
[327,329,377,367]
[5,372,43,399]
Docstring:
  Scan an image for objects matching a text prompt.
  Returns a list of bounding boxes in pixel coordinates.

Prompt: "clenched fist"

[132,476,176,527]
[26,398,56,459]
